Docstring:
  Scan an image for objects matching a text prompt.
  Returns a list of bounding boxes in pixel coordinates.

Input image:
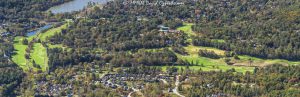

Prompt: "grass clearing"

[12,23,70,72]
[176,23,195,43]
[48,44,64,48]
[235,55,300,66]
[39,23,68,41]
[212,39,226,43]
[12,36,29,70]
[12,37,47,71]
[169,45,254,73]
[31,43,48,71]
[176,23,195,36]
[185,45,225,56]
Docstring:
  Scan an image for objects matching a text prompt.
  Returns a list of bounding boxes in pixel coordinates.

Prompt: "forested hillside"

[0,0,71,35]
[48,0,300,69]
[0,38,23,96]
[0,0,299,96]
[0,0,70,96]
[192,0,300,60]
[47,0,194,69]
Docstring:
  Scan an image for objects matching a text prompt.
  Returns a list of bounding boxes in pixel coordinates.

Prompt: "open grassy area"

[176,23,195,36]
[12,22,69,72]
[176,23,195,43]
[12,36,29,70]
[172,45,254,73]
[236,55,300,66]
[174,44,300,73]
[31,43,48,71]
[184,45,225,56]
[12,37,47,71]
[39,23,68,42]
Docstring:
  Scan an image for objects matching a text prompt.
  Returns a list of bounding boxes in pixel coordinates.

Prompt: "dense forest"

[47,0,194,69]
[191,0,300,60]
[0,0,299,96]
[183,64,300,97]
[0,0,70,96]
[0,38,23,96]
[45,1,300,96]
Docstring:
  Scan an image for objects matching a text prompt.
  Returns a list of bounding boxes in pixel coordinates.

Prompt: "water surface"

[26,25,52,37]
[48,0,108,14]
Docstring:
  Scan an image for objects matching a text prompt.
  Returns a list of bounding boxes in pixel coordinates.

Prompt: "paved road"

[128,87,139,97]
[173,75,185,97]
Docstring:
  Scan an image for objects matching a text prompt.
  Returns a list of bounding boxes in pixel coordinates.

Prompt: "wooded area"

[0,0,299,96]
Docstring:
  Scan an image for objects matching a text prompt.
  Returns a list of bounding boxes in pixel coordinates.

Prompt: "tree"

[22,39,28,45]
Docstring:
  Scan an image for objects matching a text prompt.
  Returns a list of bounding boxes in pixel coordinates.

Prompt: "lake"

[26,25,52,37]
[48,0,109,14]
[27,0,109,36]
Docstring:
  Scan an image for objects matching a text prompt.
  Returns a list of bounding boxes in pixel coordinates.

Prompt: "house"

[137,16,149,21]
[3,52,9,58]
[159,26,170,32]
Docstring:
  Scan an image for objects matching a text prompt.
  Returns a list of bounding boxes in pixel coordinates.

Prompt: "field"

[12,37,29,70]
[235,55,300,66]
[12,22,69,72]
[31,43,48,71]
[169,23,253,73]
[176,23,195,37]
[169,23,300,73]
[173,45,254,73]
[39,23,68,41]
[176,23,195,43]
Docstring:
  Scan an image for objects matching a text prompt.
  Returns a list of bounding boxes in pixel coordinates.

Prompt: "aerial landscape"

[0,0,299,97]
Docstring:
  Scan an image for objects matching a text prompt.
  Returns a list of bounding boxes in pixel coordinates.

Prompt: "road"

[173,75,185,97]
[128,87,139,97]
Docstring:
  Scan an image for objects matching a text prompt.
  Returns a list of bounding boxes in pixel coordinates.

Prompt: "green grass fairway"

[159,65,253,73]
[185,45,225,56]
[12,36,29,70]
[39,23,68,41]
[176,23,195,36]
[12,23,69,72]
[173,45,254,73]
[48,44,64,48]
[174,24,254,73]
[176,23,195,43]
[237,55,300,66]
[12,37,46,71]
[31,43,48,71]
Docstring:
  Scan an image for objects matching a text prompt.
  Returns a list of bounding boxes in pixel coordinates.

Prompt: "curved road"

[173,75,185,97]
[128,87,140,97]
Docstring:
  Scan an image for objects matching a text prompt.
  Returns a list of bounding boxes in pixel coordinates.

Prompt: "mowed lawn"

[171,24,254,73]
[31,43,48,71]
[176,23,195,36]
[173,45,254,73]
[39,23,68,42]
[12,23,69,72]
[12,37,47,71]
[12,36,29,70]
[176,23,195,43]
[237,55,300,66]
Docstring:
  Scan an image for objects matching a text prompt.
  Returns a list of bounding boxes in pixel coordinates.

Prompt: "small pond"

[26,24,52,37]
